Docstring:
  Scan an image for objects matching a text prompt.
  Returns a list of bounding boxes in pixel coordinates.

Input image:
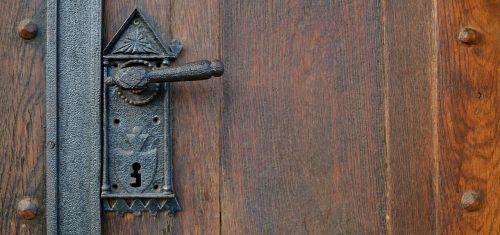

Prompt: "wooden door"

[1,0,498,234]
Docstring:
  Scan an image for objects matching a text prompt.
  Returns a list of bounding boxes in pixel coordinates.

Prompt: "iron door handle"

[106,60,224,90]
[99,9,222,216]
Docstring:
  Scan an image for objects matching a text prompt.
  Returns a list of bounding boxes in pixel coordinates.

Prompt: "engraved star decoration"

[114,28,157,54]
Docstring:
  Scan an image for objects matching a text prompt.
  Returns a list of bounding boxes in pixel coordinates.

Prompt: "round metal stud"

[461,190,483,212]
[17,19,38,40]
[458,27,479,45]
[17,198,38,220]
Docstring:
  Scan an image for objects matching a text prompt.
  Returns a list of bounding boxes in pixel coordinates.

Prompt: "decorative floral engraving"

[102,8,181,217]
[113,28,156,54]
[112,126,158,194]
[125,126,151,150]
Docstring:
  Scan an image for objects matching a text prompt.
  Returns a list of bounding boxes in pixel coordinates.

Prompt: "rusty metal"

[17,198,38,220]
[461,190,484,212]
[17,19,38,40]
[458,27,479,45]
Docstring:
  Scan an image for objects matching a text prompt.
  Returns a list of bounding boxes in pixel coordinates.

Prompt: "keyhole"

[130,162,141,187]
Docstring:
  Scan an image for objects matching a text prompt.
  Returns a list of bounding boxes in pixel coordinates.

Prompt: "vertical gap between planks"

[218,0,224,234]
[430,0,440,233]
[380,0,392,234]
[168,1,174,234]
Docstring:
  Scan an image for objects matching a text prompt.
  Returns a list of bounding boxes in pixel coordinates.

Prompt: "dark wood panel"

[221,1,386,234]
[0,0,46,234]
[437,0,500,234]
[102,1,175,234]
[383,0,437,233]
[170,0,222,234]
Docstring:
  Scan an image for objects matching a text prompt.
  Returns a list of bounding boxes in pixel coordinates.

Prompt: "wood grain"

[436,0,500,234]
[382,0,437,234]
[170,0,222,234]
[221,1,386,234]
[0,0,497,234]
[0,0,46,234]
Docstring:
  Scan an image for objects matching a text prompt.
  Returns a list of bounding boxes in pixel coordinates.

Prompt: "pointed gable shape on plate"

[103,9,169,60]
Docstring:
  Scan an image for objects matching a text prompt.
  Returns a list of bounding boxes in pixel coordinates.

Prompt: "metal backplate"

[101,9,181,217]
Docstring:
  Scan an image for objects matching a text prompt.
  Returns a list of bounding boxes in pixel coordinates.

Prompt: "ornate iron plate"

[101,9,181,216]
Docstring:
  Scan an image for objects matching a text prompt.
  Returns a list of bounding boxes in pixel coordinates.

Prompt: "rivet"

[48,141,55,149]
[17,19,38,40]
[17,198,38,220]
[461,190,483,212]
[458,27,479,45]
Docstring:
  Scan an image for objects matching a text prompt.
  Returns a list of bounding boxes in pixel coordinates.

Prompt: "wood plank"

[221,1,386,234]
[436,0,500,233]
[170,0,222,234]
[102,2,175,234]
[382,0,437,233]
[0,0,46,234]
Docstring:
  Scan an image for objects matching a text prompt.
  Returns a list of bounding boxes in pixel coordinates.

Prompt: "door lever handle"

[106,60,224,90]
[100,9,222,216]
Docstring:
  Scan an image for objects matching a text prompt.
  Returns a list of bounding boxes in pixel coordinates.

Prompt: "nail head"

[458,27,479,45]
[17,19,38,40]
[461,190,483,212]
[17,198,38,220]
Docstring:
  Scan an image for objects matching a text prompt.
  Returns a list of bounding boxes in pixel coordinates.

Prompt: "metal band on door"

[46,3,223,234]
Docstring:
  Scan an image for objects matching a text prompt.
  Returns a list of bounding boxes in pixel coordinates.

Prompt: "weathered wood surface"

[382,0,438,234]
[436,0,500,234]
[221,1,386,234]
[0,0,499,234]
[0,0,46,234]
[170,0,222,233]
